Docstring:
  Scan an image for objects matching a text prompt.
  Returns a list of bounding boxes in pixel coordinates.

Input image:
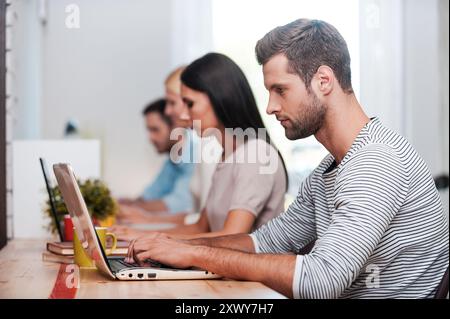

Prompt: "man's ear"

[314,65,334,96]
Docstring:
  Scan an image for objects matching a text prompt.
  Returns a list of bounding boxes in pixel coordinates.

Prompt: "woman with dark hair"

[118,53,287,241]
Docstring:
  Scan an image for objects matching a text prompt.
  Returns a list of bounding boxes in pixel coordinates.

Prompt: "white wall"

[8,0,42,140]
[404,0,448,177]
[170,0,213,68]
[439,0,449,175]
[39,0,173,197]
[359,0,405,134]
[438,0,449,221]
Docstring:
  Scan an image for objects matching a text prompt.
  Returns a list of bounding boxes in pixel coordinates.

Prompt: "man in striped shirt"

[128,19,448,298]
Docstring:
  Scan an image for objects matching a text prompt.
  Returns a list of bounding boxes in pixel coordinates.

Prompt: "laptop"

[52,163,220,281]
[40,158,65,242]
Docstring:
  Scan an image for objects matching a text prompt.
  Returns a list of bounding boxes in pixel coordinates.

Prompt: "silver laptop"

[53,163,220,281]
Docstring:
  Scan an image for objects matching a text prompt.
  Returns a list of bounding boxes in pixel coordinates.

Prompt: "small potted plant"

[44,178,118,236]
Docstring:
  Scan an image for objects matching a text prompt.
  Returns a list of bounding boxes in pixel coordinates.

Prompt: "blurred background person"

[117,67,221,227]
[164,66,221,220]
[117,98,195,224]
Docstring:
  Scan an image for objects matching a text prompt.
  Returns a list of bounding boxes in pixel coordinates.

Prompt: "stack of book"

[42,241,129,264]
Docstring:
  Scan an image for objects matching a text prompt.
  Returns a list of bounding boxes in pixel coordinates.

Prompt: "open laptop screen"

[53,163,115,278]
[40,158,64,242]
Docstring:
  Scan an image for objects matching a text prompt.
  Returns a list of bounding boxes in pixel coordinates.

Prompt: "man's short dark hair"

[142,98,172,126]
[255,19,353,94]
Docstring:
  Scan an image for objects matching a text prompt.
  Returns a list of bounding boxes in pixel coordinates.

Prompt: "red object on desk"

[64,215,74,241]
[49,264,78,299]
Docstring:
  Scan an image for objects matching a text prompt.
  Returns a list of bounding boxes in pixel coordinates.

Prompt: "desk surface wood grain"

[0,239,286,299]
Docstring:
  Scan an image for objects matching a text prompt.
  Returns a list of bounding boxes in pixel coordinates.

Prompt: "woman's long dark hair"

[181,52,288,189]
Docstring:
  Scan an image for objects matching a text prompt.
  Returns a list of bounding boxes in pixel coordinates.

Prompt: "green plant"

[44,178,118,235]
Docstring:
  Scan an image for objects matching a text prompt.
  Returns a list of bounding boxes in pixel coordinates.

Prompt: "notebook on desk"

[46,241,129,256]
[42,251,74,264]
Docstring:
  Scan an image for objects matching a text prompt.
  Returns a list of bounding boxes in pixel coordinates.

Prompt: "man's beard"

[285,92,327,140]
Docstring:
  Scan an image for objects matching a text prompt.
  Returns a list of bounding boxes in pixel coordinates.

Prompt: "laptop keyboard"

[109,257,173,272]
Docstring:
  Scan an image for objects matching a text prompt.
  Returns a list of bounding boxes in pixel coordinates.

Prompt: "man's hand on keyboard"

[125,232,199,269]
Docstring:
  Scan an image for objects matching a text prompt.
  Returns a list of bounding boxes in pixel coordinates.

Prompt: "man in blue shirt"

[118,99,195,220]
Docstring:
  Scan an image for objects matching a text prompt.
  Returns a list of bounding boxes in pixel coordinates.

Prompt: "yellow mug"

[73,226,117,268]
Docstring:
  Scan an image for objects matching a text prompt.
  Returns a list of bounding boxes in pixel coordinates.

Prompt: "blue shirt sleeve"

[141,159,177,201]
[141,129,198,213]
[141,159,195,214]
[160,161,195,214]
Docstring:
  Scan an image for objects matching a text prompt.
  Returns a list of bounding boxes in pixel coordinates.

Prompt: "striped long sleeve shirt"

[251,118,449,299]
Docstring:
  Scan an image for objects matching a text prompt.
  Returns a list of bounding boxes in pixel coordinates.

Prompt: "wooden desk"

[0,239,286,299]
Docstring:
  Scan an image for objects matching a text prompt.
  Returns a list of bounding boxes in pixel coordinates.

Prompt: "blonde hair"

[165,65,186,95]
